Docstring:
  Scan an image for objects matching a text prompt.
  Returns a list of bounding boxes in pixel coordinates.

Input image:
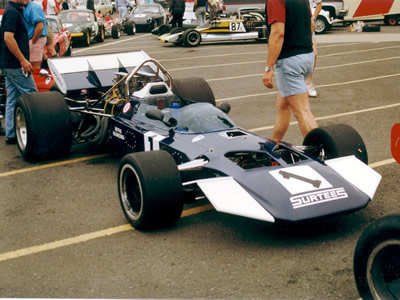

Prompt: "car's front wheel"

[118,150,184,229]
[303,124,368,164]
[354,214,400,300]
[315,16,328,34]
[125,21,136,35]
[182,29,201,47]
[97,26,105,42]
[15,91,72,161]
[83,30,91,47]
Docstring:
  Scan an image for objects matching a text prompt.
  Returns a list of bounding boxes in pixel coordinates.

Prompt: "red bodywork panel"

[354,0,395,17]
[392,123,400,164]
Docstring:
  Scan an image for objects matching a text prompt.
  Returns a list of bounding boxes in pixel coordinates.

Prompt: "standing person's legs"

[119,6,127,19]
[3,68,37,141]
[171,13,177,27]
[177,12,183,27]
[306,34,318,97]
[273,52,317,141]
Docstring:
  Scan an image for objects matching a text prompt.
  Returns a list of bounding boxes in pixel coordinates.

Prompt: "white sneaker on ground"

[307,84,317,97]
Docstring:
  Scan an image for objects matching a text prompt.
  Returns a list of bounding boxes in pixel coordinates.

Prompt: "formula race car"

[160,9,268,46]
[14,51,381,231]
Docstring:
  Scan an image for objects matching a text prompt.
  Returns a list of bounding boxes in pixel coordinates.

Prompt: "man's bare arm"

[4,31,33,73]
[31,22,44,44]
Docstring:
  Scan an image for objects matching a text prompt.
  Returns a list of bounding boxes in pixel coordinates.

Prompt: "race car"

[45,15,72,56]
[96,13,136,39]
[14,51,381,231]
[159,9,268,46]
[58,9,105,47]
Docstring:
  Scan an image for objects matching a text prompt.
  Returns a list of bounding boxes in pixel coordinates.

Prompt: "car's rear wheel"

[315,16,328,34]
[172,77,216,106]
[118,150,184,229]
[15,91,72,161]
[55,43,60,54]
[125,21,136,35]
[354,214,400,300]
[303,124,368,164]
[83,30,91,47]
[182,29,202,47]
[385,15,399,26]
[158,24,171,35]
[111,24,120,39]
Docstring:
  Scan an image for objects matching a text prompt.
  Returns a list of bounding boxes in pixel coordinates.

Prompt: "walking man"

[262,0,318,142]
[115,0,134,20]
[0,0,38,144]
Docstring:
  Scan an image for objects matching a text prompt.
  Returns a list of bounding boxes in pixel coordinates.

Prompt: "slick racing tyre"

[118,150,184,230]
[111,24,120,39]
[353,214,400,300]
[15,91,72,162]
[182,29,201,47]
[303,124,368,164]
[172,77,216,106]
[125,21,136,35]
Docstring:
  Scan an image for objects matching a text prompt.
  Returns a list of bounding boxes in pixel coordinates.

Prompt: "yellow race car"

[159,9,268,47]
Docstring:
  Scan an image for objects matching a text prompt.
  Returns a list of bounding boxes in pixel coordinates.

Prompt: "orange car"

[46,15,72,57]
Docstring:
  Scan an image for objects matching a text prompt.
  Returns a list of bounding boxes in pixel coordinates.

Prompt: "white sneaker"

[307,84,317,97]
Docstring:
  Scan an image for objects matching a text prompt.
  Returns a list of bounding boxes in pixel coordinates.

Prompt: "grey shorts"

[275,52,315,98]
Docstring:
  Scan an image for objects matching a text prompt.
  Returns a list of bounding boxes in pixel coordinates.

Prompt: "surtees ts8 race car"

[15,51,381,230]
[160,9,268,46]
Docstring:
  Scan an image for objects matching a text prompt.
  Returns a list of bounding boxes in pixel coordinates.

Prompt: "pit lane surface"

[1,25,399,298]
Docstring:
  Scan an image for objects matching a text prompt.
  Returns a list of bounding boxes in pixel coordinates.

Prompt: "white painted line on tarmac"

[206,56,400,82]
[248,102,400,132]
[72,34,152,54]
[0,156,395,263]
[159,45,400,64]
[216,72,400,103]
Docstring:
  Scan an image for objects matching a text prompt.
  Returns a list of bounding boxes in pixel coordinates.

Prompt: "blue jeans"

[2,68,37,139]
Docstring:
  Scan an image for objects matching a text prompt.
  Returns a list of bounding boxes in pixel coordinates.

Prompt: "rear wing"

[48,51,153,94]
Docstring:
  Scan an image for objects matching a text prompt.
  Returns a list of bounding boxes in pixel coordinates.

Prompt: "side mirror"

[218,102,231,114]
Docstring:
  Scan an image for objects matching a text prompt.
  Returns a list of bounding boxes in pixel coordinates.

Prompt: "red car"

[46,15,72,57]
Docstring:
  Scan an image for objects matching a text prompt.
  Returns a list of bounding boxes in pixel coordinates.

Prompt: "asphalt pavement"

[0,23,399,299]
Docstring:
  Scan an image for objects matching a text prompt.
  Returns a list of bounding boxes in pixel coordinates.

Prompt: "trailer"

[343,0,400,25]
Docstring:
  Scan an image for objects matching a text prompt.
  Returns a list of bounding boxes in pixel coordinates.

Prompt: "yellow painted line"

[0,154,110,178]
[0,156,396,263]
[0,204,214,262]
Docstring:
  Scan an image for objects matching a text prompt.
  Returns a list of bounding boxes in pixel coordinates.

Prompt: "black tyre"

[96,26,105,42]
[362,25,381,32]
[354,214,400,300]
[158,23,171,35]
[83,30,91,47]
[55,43,60,54]
[15,91,72,162]
[182,29,201,47]
[385,16,399,26]
[65,45,72,56]
[172,77,216,106]
[118,151,184,229]
[303,124,368,164]
[125,21,136,35]
[315,16,328,34]
[111,24,120,39]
